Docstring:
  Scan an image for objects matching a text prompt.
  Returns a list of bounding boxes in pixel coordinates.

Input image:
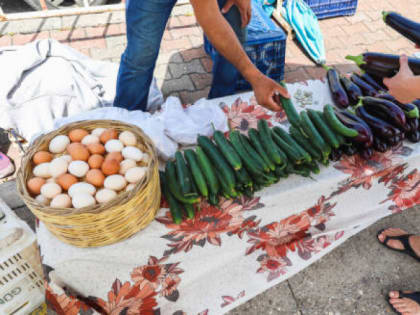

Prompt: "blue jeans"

[114,0,246,111]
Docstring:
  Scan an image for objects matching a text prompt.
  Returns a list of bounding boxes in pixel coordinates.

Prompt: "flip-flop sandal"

[377,229,420,263]
[388,291,420,315]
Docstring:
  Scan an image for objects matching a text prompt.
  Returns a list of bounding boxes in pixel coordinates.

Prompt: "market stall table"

[38,79,420,315]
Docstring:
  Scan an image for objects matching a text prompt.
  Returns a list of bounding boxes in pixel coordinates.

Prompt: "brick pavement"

[1,0,420,105]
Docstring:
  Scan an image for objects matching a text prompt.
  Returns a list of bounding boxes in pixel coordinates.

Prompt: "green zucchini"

[248,128,276,171]
[208,193,219,206]
[213,131,242,171]
[307,109,340,149]
[183,203,195,219]
[197,136,236,190]
[175,151,192,195]
[160,172,183,224]
[235,166,253,187]
[279,81,300,128]
[195,146,219,196]
[184,149,209,198]
[165,162,200,204]
[215,170,237,198]
[273,126,311,163]
[271,130,303,164]
[323,104,358,137]
[289,126,322,161]
[229,130,265,175]
[240,134,270,173]
[299,111,331,161]
[307,160,320,174]
[257,119,283,165]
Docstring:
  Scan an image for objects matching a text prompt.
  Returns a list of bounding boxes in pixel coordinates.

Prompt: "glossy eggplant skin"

[329,148,343,162]
[327,68,349,108]
[408,130,420,143]
[407,118,419,133]
[361,96,407,130]
[373,138,388,153]
[361,72,387,92]
[350,74,378,97]
[343,144,358,156]
[376,93,419,118]
[355,105,398,138]
[359,147,374,160]
[384,11,420,45]
[335,110,374,146]
[340,76,363,106]
[358,53,420,78]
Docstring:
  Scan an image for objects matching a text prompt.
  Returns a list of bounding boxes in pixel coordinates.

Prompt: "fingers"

[247,6,252,26]
[265,94,283,112]
[240,9,248,28]
[383,77,391,89]
[399,54,412,74]
[221,0,234,14]
[277,85,290,99]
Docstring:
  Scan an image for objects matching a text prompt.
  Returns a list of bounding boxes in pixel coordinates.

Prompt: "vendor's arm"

[190,0,290,111]
[384,55,420,103]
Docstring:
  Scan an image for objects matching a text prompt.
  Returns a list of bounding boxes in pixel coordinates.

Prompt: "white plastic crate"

[0,198,45,315]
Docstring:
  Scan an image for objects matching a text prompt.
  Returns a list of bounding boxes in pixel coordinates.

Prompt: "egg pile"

[27,128,150,209]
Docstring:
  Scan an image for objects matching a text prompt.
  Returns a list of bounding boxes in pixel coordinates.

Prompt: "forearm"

[190,0,263,85]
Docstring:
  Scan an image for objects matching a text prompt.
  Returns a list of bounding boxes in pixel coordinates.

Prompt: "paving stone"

[200,57,213,73]
[284,68,311,83]
[172,4,194,16]
[109,11,125,24]
[179,87,210,105]
[0,180,24,209]
[105,35,126,48]
[154,64,172,80]
[169,58,206,79]
[188,35,203,48]
[190,73,212,90]
[156,51,183,65]
[0,18,61,35]
[161,75,195,96]
[180,46,206,62]
[70,38,106,50]
[161,38,192,53]
[90,45,125,60]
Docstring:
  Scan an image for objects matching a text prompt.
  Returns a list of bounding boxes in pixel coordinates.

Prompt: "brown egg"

[27,177,46,195]
[33,151,53,165]
[87,143,105,155]
[69,129,89,142]
[56,173,78,191]
[105,152,123,163]
[88,154,104,169]
[67,143,90,161]
[100,128,118,144]
[101,159,120,175]
[86,169,105,187]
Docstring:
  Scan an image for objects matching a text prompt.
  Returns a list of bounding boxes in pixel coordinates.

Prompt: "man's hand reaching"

[249,73,290,112]
[221,0,252,28]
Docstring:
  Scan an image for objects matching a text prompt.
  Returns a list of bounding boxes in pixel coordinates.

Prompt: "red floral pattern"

[45,282,90,315]
[156,196,264,255]
[221,290,245,308]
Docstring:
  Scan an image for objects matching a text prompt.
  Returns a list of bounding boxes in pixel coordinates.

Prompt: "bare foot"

[377,228,420,257]
[389,291,420,315]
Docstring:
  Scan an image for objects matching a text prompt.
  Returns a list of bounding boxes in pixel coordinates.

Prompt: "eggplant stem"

[382,11,390,22]
[353,98,363,109]
[321,64,331,71]
[345,55,365,67]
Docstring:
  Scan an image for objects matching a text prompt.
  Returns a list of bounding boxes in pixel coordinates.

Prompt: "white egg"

[50,194,72,208]
[61,155,72,163]
[105,139,124,153]
[40,183,62,199]
[33,163,51,178]
[68,182,96,197]
[49,157,68,178]
[35,194,50,206]
[91,128,106,137]
[104,175,127,191]
[119,159,137,175]
[142,153,150,163]
[81,134,99,146]
[125,167,147,183]
[68,161,89,178]
[72,193,96,209]
[122,146,143,162]
[95,189,117,203]
[119,131,137,146]
[49,135,70,154]
[125,183,136,192]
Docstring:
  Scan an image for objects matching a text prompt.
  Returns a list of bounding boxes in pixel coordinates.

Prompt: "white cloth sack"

[0,39,163,142]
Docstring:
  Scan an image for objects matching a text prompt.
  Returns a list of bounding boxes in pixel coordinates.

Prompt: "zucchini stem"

[345,55,366,67]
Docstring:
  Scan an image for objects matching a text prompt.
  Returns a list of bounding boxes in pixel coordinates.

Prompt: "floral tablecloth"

[38,80,420,315]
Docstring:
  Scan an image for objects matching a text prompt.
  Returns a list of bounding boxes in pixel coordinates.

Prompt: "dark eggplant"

[355,105,398,138]
[373,138,388,153]
[329,148,343,162]
[412,100,420,111]
[359,147,374,160]
[340,76,363,106]
[383,11,420,46]
[407,118,419,133]
[361,72,387,92]
[361,96,407,129]
[408,130,420,143]
[334,110,374,146]
[387,135,400,146]
[342,144,358,156]
[326,67,350,108]
[346,52,420,78]
[350,74,378,97]
[376,93,419,118]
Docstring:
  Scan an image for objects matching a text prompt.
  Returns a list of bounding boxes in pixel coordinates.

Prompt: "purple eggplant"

[408,130,420,143]
[383,11,420,46]
[373,138,388,153]
[326,67,350,108]
[359,147,374,160]
[329,148,343,162]
[406,118,419,133]
[350,74,378,97]
[335,110,374,146]
[387,135,401,146]
[361,72,387,92]
[361,96,407,130]
[346,52,420,78]
[355,105,398,138]
[376,93,419,118]
[342,144,358,156]
[340,76,363,106]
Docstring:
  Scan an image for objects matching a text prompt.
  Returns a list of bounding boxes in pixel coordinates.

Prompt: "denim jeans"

[114,0,246,111]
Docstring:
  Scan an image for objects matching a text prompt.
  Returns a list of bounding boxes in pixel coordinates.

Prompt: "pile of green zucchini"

[160,92,365,223]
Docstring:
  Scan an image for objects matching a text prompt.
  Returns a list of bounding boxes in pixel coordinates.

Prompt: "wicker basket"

[16,120,161,248]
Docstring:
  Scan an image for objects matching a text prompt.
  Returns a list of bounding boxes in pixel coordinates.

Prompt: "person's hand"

[250,73,290,111]
[221,0,251,28]
[384,55,417,103]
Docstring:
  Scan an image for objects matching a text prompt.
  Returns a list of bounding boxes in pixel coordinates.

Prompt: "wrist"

[243,67,264,86]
